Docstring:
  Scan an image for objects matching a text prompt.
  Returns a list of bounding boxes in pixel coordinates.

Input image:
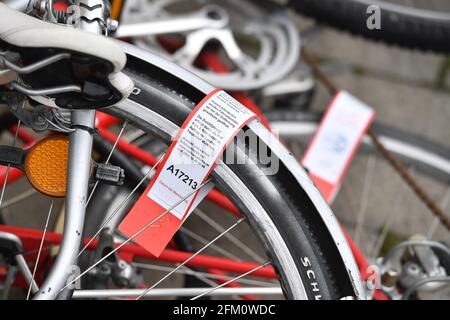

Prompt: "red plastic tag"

[119,88,256,256]
[302,91,375,203]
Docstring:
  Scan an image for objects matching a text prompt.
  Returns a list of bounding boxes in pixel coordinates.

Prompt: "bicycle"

[0,0,363,300]
[1,0,450,301]
[108,0,450,299]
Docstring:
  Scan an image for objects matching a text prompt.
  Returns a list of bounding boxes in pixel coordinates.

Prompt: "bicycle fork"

[34,0,111,300]
[34,110,96,299]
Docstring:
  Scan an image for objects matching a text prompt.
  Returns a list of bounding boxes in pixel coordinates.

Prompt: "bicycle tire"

[85,44,364,300]
[288,0,450,53]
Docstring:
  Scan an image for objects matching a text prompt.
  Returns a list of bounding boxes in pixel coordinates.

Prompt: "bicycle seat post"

[34,0,111,300]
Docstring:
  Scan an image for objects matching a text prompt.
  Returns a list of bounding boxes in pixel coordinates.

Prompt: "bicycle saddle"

[0,3,133,109]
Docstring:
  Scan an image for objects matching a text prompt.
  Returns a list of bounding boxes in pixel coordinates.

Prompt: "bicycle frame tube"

[34,110,96,299]
[0,224,278,279]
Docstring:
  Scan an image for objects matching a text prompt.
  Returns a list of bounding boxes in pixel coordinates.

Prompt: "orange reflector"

[25,136,69,197]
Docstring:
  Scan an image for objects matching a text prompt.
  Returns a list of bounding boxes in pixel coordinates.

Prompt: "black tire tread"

[288,0,450,53]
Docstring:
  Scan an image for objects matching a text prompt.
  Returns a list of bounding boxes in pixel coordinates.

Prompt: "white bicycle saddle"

[0,3,133,109]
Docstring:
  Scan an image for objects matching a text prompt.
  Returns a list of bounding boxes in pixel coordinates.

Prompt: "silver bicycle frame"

[34,110,95,299]
[34,0,104,299]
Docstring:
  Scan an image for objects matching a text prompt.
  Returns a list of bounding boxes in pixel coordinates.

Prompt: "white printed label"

[302,91,374,202]
[147,89,255,220]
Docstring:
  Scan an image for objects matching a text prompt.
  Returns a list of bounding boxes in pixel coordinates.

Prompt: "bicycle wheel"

[268,110,450,258]
[64,43,363,300]
[288,0,450,53]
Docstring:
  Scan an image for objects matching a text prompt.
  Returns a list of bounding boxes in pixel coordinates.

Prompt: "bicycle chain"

[302,48,450,231]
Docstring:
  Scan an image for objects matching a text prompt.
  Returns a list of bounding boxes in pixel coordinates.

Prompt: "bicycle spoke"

[195,209,265,263]
[353,154,377,245]
[136,217,247,300]
[85,121,127,206]
[180,226,242,261]
[132,262,275,287]
[340,184,360,222]
[76,154,164,259]
[0,188,38,210]
[62,179,213,292]
[427,185,450,239]
[26,200,54,300]
[181,268,218,287]
[0,120,21,208]
[371,182,407,259]
[190,261,271,300]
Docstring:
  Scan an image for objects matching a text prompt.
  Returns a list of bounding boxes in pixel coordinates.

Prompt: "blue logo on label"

[325,132,348,154]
